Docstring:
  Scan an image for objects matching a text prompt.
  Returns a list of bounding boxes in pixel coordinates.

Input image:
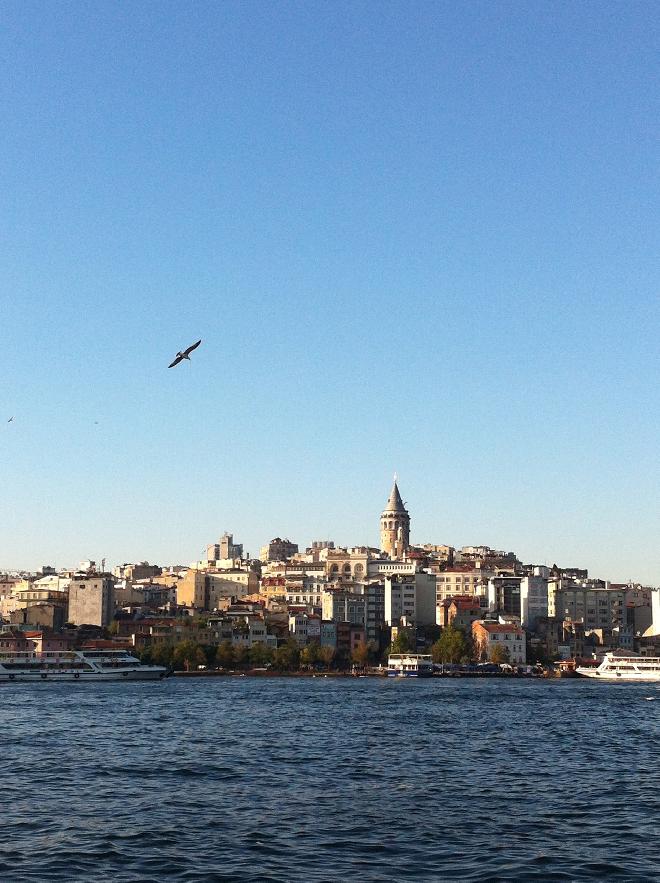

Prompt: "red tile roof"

[474,622,523,634]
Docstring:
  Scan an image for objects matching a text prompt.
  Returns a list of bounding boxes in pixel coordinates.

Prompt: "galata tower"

[380,477,410,559]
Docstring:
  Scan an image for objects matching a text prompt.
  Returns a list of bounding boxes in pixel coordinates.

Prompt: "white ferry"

[576,653,660,682]
[387,653,434,678]
[0,649,169,682]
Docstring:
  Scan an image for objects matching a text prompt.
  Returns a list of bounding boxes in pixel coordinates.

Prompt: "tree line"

[137,624,512,672]
[138,637,381,672]
[390,625,511,665]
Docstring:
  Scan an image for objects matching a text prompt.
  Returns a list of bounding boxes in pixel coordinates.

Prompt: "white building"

[288,612,321,645]
[472,620,526,664]
[435,568,491,603]
[384,574,436,627]
[354,581,386,642]
[321,590,366,626]
[548,581,625,630]
[369,560,418,578]
[232,619,277,650]
[643,589,660,638]
[0,574,71,620]
[487,573,548,628]
[520,575,549,627]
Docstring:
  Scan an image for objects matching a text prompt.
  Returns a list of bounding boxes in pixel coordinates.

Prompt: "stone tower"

[380,477,410,559]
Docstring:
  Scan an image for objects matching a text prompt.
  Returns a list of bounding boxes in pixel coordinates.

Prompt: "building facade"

[384,574,436,628]
[176,569,256,610]
[67,576,115,628]
[321,589,366,627]
[472,621,526,664]
[548,582,625,631]
[260,538,299,563]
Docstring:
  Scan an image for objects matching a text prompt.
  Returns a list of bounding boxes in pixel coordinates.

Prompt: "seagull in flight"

[168,339,202,369]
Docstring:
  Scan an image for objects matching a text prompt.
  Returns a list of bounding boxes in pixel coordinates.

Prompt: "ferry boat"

[387,653,434,678]
[576,653,660,682]
[0,649,169,682]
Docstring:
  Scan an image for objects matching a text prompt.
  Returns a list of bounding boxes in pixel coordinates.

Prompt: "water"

[2,677,659,882]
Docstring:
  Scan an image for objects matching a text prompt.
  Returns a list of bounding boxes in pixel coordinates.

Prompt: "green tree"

[366,640,380,664]
[432,624,468,664]
[138,645,153,664]
[273,639,300,671]
[351,641,370,668]
[249,642,273,667]
[328,646,347,670]
[215,640,235,669]
[418,624,441,644]
[151,643,175,668]
[300,642,320,668]
[234,644,250,668]
[172,640,206,671]
[490,643,510,664]
[318,645,336,670]
[390,630,413,654]
[460,631,477,664]
[107,620,120,636]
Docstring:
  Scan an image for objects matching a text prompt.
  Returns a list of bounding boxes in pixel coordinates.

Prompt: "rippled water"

[2,677,659,881]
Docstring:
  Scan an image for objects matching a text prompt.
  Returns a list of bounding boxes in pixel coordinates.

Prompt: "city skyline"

[2,3,658,583]
[1,476,656,588]
[2,6,657,882]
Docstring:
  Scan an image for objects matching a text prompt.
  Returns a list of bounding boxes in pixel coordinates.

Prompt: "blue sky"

[1,1,658,581]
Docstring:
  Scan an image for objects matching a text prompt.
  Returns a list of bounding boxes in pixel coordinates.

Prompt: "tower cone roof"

[383,479,407,514]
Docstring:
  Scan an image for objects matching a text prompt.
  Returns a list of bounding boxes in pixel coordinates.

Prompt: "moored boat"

[0,649,169,682]
[576,653,660,682]
[387,653,434,678]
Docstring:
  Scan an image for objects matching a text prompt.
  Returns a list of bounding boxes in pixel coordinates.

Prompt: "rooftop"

[475,621,524,634]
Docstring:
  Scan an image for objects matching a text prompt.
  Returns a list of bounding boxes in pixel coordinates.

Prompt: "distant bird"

[168,339,202,368]
[7,417,13,423]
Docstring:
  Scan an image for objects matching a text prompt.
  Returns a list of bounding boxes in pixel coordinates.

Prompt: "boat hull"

[576,669,660,682]
[387,671,433,678]
[0,668,168,683]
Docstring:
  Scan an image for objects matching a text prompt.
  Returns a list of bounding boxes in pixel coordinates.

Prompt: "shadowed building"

[68,576,115,628]
[260,538,299,563]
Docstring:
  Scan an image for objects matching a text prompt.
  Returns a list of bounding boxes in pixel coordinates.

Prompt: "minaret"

[380,476,410,559]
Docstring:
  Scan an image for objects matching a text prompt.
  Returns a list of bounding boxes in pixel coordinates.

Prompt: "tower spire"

[384,477,406,513]
[380,476,410,558]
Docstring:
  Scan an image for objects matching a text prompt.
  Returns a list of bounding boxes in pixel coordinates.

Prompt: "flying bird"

[168,339,202,368]
[7,417,14,423]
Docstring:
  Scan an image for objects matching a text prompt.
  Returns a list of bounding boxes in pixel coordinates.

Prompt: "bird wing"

[183,339,202,357]
[168,355,183,368]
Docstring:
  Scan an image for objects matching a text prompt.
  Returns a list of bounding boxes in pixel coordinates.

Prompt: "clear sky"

[1,1,658,582]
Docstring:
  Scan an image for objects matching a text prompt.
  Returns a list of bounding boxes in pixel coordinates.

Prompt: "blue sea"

[2,677,659,881]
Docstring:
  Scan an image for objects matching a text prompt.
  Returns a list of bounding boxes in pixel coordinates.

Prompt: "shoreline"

[172,669,555,680]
